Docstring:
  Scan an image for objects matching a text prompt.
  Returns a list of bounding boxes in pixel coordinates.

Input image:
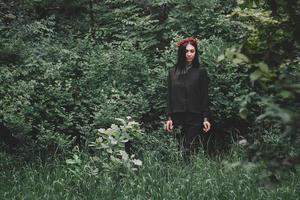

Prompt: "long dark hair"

[174,42,200,76]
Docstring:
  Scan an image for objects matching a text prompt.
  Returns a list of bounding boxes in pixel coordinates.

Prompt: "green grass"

[1,148,299,200]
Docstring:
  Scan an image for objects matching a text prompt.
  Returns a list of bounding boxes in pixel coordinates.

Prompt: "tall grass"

[1,142,299,200]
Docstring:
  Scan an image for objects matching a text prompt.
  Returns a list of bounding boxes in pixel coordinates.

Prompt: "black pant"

[172,112,210,159]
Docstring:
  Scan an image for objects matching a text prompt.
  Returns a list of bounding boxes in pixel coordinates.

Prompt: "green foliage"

[222,0,300,183]
[200,37,252,138]
[89,117,143,171]
[164,0,244,43]
[2,0,299,190]
[1,149,300,199]
[65,118,144,180]
[94,0,161,50]
[0,25,152,154]
[87,40,152,127]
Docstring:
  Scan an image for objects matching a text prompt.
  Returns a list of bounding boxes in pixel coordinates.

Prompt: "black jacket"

[166,66,210,120]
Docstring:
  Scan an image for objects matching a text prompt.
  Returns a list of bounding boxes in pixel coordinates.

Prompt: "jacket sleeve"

[200,67,210,120]
[166,69,172,120]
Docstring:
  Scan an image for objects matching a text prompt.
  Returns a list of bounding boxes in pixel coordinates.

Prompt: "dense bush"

[164,0,244,43]
[221,0,300,181]
[0,32,152,154]
[1,1,299,184]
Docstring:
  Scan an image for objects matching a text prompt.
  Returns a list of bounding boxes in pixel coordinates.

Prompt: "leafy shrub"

[0,0,261,160]
[198,37,253,150]
[1,28,152,155]
[221,0,300,182]
[164,0,244,43]
[85,117,143,174]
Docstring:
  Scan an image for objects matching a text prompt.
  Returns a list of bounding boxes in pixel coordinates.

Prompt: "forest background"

[0,0,299,199]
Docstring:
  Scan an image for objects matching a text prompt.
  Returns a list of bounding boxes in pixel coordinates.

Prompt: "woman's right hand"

[165,120,174,132]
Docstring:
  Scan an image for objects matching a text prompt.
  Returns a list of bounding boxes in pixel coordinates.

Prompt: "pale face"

[185,43,196,64]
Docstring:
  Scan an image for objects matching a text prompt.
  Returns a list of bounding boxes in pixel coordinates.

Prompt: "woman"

[165,37,211,158]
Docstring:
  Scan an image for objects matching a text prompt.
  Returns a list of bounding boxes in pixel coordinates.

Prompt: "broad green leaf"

[217,54,225,62]
[132,159,142,166]
[278,90,292,98]
[239,108,248,119]
[250,69,262,81]
[257,62,269,73]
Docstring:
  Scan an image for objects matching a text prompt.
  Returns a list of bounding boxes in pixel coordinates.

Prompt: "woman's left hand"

[203,121,211,133]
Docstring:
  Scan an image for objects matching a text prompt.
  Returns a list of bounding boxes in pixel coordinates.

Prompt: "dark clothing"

[172,112,203,126]
[166,66,209,120]
[166,65,211,159]
[172,112,211,160]
[175,124,201,159]
[177,124,212,159]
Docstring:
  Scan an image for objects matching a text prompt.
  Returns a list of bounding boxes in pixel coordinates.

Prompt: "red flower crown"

[176,37,198,47]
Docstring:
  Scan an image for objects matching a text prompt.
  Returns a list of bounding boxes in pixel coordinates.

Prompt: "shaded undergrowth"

[1,137,299,200]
